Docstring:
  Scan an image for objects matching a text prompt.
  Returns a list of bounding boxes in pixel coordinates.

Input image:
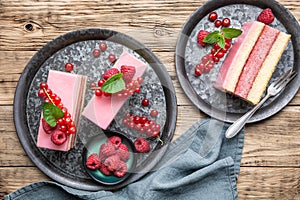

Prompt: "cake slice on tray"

[37,70,87,151]
[214,21,291,105]
[82,51,148,130]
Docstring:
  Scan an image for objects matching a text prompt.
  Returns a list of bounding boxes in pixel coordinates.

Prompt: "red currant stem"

[157,136,164,145]
[90,86,102,90]
[214,48,222,56]
[43,88,56,105]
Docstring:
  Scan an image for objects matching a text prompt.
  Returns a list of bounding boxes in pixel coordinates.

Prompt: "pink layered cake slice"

[247,32,291,104]
[214,21,265,93]
[82,51,148,130]
[234,25,280,99]
[214,21,291,105]
[37,70,87,151]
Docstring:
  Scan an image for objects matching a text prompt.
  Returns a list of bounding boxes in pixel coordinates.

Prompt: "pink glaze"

[37,70,86,151]
[82,51,147,130]
[234,25,280,98]
[214,21,265,93]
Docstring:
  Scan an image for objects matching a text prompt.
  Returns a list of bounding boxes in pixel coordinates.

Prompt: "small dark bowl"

[83,131,137,185]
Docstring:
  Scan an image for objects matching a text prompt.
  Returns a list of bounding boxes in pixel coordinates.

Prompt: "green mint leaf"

[42,102,64,127]
[101,73,125,93]
[222,28,243,39]
[203,30,220,44]
[217,35,225,49]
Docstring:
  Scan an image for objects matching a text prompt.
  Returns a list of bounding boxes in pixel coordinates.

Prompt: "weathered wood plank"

[0,166,299,199]
[0,0,299,51]
[238,167,300,200]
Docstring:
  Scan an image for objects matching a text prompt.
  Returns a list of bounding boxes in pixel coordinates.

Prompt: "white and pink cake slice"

[214,21,265,93]
[37,70,87,151]
[234,25,280,99]
[214,21,291,105]
[82,51,148,130]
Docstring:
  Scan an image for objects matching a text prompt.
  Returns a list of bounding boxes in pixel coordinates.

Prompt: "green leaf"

[42,102,64,127]
[217,35,225,49]
[101,73,125,93]
[222,28,243,39]
[203,30,221,44]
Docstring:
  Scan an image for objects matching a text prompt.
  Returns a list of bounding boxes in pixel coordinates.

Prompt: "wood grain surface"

[0,0,299,199]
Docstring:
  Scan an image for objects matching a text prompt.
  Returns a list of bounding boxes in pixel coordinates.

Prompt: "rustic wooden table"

[0,0,299,199]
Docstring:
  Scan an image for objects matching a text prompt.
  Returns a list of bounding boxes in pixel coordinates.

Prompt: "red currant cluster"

[38,82,76,135]
[208,12,231,28]
[122,113,161,138]
[195,38,232,76]
[92,41,116,63]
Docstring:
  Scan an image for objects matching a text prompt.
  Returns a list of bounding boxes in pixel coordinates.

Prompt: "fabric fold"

[5,119,244,200]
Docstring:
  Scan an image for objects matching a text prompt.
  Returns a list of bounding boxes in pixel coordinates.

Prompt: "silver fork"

[226,69,297,139]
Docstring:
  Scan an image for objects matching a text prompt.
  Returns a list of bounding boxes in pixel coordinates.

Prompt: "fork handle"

[225,94,270,139]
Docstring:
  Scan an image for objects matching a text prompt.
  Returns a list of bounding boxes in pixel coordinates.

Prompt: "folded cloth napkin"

[5,119,244,200]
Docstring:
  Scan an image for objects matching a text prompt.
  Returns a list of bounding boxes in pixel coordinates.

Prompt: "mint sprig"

[101,73,125,93]
[42,102,64,127]
[203,27,242,49]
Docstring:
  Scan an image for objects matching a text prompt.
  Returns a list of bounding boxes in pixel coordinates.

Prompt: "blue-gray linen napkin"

[5,119,244,200]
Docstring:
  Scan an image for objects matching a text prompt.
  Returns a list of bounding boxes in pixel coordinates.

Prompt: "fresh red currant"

[65,62,74,72]
[135,87,141,93]
[108,54,116,63]
[38,89,45,98]
[216,51,225,58]
[98,79,106,87]
[53,96,61,105]
[213,57,220,62]
[68,126,76,134]
[150,110,158,118]
[140,116,148,124]
[39,82,48,90]
[222,18,231,27]
[213,43,220,50]
[60,125,67,132]
[195,68,202,76]
[99,42,107,51]
[95,89,102,97]
[214,20,222,27]
[208,12,218,22]
[89,82,96,89]
[103,92,111,97]
[93,49,101,57]
[225,42,231,49]
[142,98,149,106]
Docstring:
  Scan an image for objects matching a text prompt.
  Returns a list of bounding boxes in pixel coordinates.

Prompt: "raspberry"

[197,30,210,47]
[86,154,101,170]
[51,130,67,145]
[114,161,127,177]
[257,8,274,25]
[99,142,116,157]
[104,155,121,172]
[134,137,150,153]
[117,143,130,161]
[103,68,120,80]
[100,163,111,175]
[108,136,122,149]
[42,118,56,134]
[120,65,136,84]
